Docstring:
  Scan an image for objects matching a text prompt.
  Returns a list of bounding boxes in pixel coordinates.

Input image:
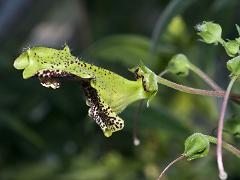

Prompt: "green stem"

[156,75,225,97]
[189,63,222,91]
[206,135,240,159]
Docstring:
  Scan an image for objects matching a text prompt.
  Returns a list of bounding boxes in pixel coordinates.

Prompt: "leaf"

[84,35,175,67]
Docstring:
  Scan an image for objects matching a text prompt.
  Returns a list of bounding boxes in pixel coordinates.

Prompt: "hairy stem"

[216,77,237,180]
[189,64,222,91]
[156,75,225,97]
[157,155,185,180]
[206,135,240,158]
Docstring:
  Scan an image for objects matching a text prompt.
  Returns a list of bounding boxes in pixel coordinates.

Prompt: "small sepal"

[129,63,158,106]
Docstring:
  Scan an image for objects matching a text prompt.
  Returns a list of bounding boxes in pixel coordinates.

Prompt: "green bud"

[196,21,222,44]
[184,133,210,161]
[223,40,239,57]
[226,55,240,76]
[167,54,190,77]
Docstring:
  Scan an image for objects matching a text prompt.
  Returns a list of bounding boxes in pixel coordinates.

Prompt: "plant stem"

[156,75,225,97]
[157,154,185,180]
[189,63,222,91]
[206,135,240,159]
[216,77,237,180]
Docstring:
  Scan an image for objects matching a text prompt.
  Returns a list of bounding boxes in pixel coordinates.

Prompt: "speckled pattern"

[81,79,124,137]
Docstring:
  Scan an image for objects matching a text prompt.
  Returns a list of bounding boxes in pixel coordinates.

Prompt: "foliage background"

[0,0,240,179]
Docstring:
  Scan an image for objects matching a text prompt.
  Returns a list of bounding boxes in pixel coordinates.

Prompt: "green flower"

[196,21,222,44]
[14,46,158,137]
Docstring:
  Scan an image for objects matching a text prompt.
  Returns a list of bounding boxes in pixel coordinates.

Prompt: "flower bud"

[196,21,222,44]
[167,54,190,77]
[184,133,210,161]
[223,40,239,57]
[227,55,240,76]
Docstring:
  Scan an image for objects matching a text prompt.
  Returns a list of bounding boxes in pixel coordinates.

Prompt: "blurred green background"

[1,0,240,179]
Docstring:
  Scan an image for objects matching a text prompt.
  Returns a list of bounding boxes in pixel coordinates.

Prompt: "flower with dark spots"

[13,46,159,137]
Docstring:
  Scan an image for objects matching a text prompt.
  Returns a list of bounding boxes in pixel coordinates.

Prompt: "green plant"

[13,21,240,180]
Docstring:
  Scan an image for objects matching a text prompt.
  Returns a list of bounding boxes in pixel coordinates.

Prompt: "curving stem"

[216,77,237,180]
[157,154,185,180]
[189,63,223,91]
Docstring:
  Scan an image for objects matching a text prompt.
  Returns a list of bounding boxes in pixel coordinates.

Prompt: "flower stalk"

[156,75,225,97]
[216,77,237,180]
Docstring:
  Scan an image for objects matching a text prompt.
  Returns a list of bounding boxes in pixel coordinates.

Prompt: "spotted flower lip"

[81,79,124,137]
[37,69,74,89]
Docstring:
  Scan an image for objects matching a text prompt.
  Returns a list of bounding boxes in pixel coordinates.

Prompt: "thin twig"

[157,155,185,180]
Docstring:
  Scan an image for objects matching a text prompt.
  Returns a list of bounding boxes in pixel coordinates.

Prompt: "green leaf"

[84,35,175,67]
[84,35,156,66]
